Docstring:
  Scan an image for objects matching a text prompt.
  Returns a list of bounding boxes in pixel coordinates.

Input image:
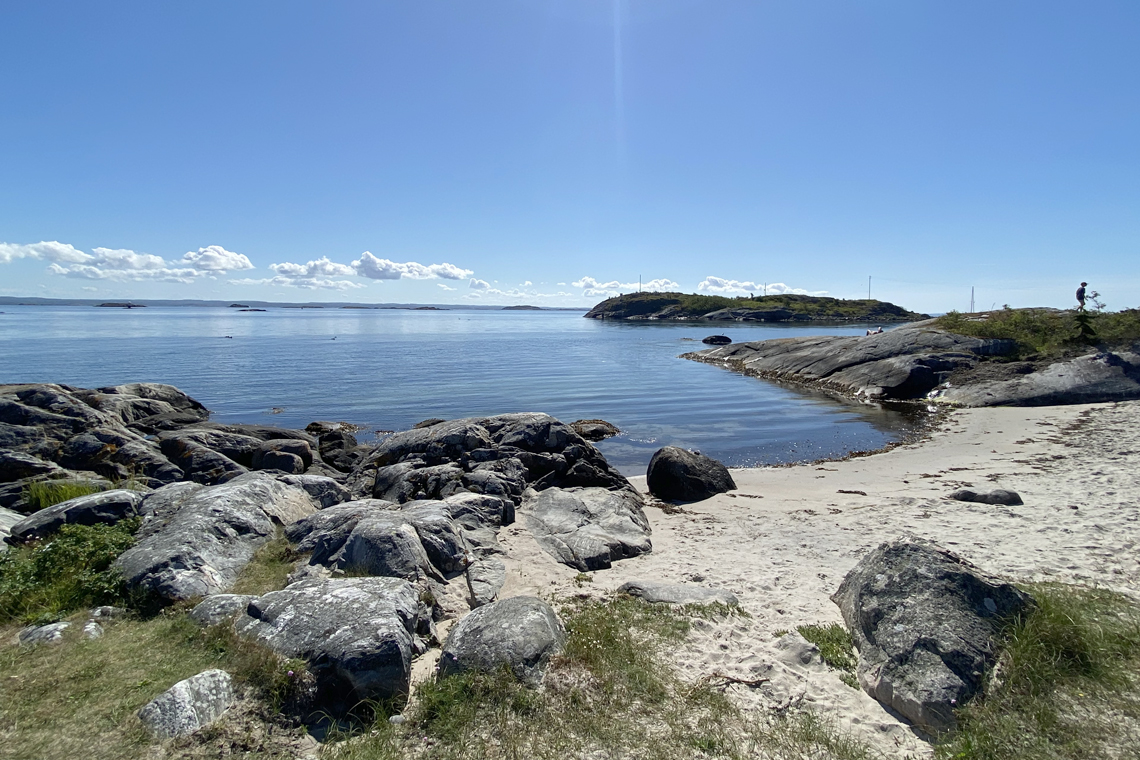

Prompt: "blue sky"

[2,1,1137,312]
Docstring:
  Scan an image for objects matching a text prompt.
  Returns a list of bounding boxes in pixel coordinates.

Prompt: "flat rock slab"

[137,669,235,739]
[7,488,144,543]
[832,539,1033,732]
[115,473,316,601]
[935,351,1140,407]
[439,596,566,687]
[618,580,738,606]
[235,577,422,706]
[524,486,652,571]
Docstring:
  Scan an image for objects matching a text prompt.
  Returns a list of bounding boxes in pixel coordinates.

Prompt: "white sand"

[493,400,1140,757]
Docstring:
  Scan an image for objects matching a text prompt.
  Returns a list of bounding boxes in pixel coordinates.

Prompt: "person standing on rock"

[1076,282,1087,310]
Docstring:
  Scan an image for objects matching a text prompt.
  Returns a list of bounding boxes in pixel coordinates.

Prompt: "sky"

[1,1,1137,312]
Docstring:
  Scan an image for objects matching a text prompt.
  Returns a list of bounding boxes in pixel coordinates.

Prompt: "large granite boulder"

[569,419,620,442]
[137,669,235,739]
[438,596,566,687]
[646,446,736,502]
[832,539,1034,732]
[6,488,144,544]
[235,577,425,707]
[157,428,264,467]
[115,473,317,601]
[75,383,209,427]
[523,487,652,571]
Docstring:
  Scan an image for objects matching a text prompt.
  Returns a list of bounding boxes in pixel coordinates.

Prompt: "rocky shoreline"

[686,317,1140,406]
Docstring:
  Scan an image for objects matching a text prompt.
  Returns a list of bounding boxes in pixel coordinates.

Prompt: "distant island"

[502,305,543,310]
[584,292,929,323]
[96,302,145,308]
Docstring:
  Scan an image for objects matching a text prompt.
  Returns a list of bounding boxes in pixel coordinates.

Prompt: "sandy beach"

[479,399,1140,757]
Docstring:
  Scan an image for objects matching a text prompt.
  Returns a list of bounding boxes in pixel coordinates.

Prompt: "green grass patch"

[229,532,300,596]
[0,609,310,760]
[21,480,106,512]
[935,307,1140,358]
[0,520,140,625]
[797,622,858,676]
[331,595,880,760]
[938,583,1140,760]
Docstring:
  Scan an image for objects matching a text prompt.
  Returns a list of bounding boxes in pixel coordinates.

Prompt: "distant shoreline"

[0,296,588,312]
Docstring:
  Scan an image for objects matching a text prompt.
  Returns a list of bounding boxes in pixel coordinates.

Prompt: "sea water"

[0,306,918,476]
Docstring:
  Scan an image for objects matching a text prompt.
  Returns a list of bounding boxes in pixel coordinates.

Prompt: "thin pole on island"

[970,286,975,313]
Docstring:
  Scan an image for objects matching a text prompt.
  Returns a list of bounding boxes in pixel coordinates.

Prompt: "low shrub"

[935,307,1140,358]
[0,519,140,624]
[797,622,858,687]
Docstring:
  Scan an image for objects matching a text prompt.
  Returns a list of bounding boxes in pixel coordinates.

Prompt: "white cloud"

[521,280,532,286]
[469,278,490,290]
[5,240,256,284]
[351,251,473,281]
[181,245,253,272]
[0,241,93,264]
[91,247,167,270]
[269,256,356,280]
[697,276,827,296]
[572,276,679,296]
[437,283,457,291]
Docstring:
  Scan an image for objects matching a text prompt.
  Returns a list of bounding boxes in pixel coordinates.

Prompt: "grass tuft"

[228,532,301,596]
[329,595,879,760]
[21,480,106,512]
[938,583,1140,760]
[797,622,858,675]
[0,519,140,624]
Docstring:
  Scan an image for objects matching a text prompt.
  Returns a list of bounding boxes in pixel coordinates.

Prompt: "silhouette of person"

[1076,282,1087,310]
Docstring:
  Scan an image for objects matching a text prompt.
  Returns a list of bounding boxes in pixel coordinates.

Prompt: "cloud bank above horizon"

[1,240,836,306]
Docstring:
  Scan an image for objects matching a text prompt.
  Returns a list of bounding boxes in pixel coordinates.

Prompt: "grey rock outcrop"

[832,539,1034,732]
[6,488,144,544]
[618,580,738,606]
[287,493,514,607]
[438,596,566,687]
[691,321,1015,401]
[235,577,424,706]
[523,487,652,571]
[115,473,317,601]
[253,439,314,471]
[934,351,1140,407]
[948,488,1024,506]
[136,669,235,739]
[0,450,65,481]
[646,446,736,502]
[358,413,630,504]
[278,474,350,508]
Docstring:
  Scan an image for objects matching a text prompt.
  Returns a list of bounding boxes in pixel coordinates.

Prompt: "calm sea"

[0,305,918,476]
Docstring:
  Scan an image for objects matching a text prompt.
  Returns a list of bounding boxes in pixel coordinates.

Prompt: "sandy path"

[494,400,1140,757]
